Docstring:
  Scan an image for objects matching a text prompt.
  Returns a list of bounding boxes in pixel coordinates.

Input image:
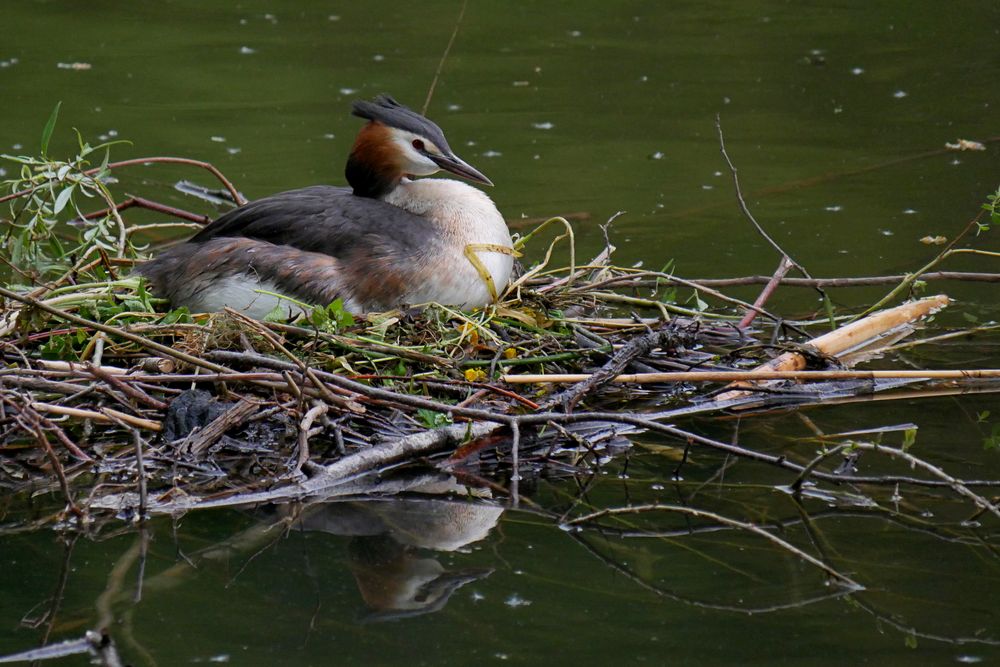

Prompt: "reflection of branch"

[849,441,1000,519]
[567,503,1000,646]
[565,503,861,588]
[93,534,155,665]
[851,593,1000,647]
[20,535,77,651]
[559,505,1000,554]
[568,532,852,615]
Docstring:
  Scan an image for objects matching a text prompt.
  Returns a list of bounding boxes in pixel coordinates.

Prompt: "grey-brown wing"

[189,186,438,258]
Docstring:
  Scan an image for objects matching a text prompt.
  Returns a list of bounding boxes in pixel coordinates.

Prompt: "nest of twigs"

[2,123,1000,532]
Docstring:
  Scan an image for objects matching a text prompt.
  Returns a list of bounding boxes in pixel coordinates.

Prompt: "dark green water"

[2,1,999,664]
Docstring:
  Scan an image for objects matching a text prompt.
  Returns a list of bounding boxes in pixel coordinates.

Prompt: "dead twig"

[180,399,260,456]
[716,114,829,307]
[295,402,329,474]
[421,0,469,115]
[739,256,793,329]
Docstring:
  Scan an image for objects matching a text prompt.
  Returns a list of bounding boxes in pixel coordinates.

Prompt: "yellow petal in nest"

[464,368,488,383]
[456,322,480,346]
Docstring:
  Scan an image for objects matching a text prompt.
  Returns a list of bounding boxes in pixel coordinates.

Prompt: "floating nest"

[2,138,999,535]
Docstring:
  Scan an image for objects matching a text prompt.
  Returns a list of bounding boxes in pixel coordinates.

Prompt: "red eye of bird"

[412,139,425,151]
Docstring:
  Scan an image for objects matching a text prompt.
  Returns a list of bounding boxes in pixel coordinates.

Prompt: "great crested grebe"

[138,95,513,318]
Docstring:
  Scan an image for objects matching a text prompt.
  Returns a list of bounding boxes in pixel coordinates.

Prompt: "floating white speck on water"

[851,67,864,75]
[825,205,843,212]
[238,46,256,55]
[532,122,554,130]
[893,90,908,98]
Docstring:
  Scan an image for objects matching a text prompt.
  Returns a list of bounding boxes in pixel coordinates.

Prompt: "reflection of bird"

[289,488,503,620]
[349,534,492,621]
[138,95,513,317]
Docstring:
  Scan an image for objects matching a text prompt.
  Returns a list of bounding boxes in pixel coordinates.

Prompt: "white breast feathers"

[384,179,514,308]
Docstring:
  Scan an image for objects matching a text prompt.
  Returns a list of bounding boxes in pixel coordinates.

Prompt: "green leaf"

[984,424,1000,451]
[97,146,112,178]
[264,304,287,322]
[326,298,355,329]
[159,306,191,325]
[40,101,62,157]
[822,293,836,331]
[53,184,75,214]
[309,306,329,328]
[416,409,452,429]
[902,428,917,451]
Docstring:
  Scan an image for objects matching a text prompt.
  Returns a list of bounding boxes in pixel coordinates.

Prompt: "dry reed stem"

[714,295,950,400]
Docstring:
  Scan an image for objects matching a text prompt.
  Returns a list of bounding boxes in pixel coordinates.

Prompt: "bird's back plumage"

[138,186,446,316]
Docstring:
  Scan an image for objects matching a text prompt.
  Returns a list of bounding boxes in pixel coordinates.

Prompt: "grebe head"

[347,95,492,198]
